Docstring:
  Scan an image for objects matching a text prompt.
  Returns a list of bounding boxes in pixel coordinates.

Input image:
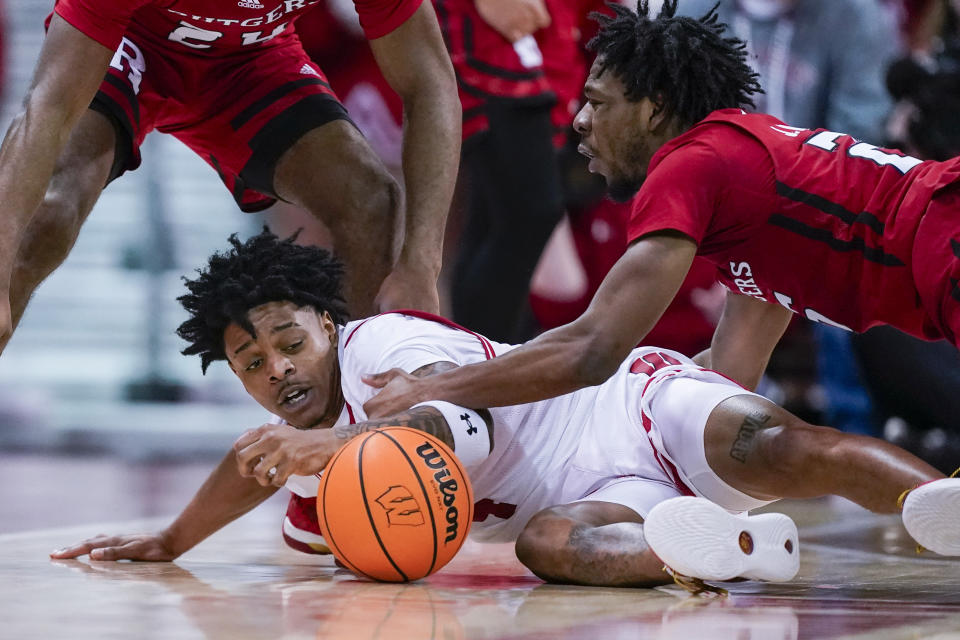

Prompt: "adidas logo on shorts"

[299,64,318,76]
[238,0,264,8]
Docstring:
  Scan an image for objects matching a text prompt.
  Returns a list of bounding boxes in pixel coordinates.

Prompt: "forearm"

[336,406,457,450]
[396,88,461,274]
[162,450,279,556]
[709,295,793,390]
[419,321,621,409]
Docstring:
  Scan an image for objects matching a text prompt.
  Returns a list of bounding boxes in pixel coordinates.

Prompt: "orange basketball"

[316,426,474,582]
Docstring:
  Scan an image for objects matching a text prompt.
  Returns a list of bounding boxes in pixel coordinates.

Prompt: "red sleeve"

[353,0,424,39]
[626,141,727,246]
[53,0,148,50]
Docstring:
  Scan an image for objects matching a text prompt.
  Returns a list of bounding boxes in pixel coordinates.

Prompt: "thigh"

[271,118,396,226]
[162,39,354,212]
[700,393,826,502]
[648,374,778,511]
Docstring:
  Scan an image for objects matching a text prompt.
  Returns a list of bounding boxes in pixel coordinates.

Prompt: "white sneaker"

[644,497,800,582]
[901,477,960,555]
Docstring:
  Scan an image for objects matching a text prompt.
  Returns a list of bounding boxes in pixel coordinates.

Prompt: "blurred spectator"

[439,0,566,343]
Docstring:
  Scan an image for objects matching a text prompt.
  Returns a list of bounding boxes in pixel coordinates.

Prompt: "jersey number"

[805,131,923,175]
[473,499,517,522]
[167,20,288,49]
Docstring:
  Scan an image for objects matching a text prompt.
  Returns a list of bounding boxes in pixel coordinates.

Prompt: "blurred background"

[1,0,959,534]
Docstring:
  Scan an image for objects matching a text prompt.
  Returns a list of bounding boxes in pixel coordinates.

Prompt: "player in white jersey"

[52,230,960,591]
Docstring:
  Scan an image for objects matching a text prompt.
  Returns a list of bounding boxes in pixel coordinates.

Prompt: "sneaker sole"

[902,478,960,555]
[644,497,800,582]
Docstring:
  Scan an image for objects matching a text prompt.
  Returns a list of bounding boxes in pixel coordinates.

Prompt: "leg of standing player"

[272,120,402,317]
[5,109,116,347]
[451,101,564,343]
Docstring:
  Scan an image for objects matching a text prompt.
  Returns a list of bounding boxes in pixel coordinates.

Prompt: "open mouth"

[279,386,310,409]
[577,144,595,159]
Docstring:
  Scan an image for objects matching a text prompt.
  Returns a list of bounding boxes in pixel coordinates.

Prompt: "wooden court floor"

[4,489,960,639]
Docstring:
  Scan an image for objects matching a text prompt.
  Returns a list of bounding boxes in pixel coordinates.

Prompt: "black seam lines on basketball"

[379,428,440,578]
[321,441,374,581]
[434,433,473,557]
[359,432,410,582]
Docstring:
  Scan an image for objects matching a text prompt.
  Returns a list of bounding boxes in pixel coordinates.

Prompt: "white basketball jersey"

[334,312,707,543]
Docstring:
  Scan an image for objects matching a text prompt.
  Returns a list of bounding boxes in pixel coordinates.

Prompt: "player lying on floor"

[51,230,960,589]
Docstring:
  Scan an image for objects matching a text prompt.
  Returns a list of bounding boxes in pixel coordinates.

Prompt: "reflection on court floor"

[5,493,960,639]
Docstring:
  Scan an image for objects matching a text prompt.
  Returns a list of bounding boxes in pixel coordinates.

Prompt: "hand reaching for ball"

[233,423,343,487]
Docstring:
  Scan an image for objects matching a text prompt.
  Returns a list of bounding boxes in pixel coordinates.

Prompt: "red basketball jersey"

[53,0,421,56]
[627,109,960,339]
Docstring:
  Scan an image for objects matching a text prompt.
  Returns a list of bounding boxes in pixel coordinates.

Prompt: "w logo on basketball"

[375,485,425,527]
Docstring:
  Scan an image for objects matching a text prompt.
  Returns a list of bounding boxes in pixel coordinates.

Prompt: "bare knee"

[22,188,90,267]
[515,508,571,581]
[329,167,400,235]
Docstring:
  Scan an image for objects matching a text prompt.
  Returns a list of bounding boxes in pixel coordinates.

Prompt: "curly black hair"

[589,1,762,127]
[177,228,349,373]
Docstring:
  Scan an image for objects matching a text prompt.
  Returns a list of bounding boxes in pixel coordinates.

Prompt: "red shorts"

[913,180,960,347]
[92,31,351,212]
[434,0,554,140]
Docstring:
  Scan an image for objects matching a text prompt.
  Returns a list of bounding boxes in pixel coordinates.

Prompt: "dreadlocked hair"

[177,227,349,373]
[589,1,762,127]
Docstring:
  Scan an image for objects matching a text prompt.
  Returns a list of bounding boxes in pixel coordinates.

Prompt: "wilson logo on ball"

[375,485,426,527]
[415,442,461,544]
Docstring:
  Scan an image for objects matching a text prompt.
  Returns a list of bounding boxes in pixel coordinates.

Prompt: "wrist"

[158,526,187,558]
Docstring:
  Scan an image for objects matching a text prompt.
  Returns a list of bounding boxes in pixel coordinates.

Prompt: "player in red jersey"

[0,0,460,352]
[362,1,960,418]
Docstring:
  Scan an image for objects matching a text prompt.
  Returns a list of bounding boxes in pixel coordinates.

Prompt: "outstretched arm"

[363,232,698,416]
[698,292,794,390]
[50,450,278,561]
[369,1,461,313]
[0,16,114,346]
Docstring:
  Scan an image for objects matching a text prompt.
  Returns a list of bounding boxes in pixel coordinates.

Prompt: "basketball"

[316,427,474,582]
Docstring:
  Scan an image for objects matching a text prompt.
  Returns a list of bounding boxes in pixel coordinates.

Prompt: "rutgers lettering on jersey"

[726,260,851,330]
[165,0,317,49]
[55,0,420,55]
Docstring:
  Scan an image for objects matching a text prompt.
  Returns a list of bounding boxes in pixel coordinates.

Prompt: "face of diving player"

[574,57,674,202]
[224,301,343,429]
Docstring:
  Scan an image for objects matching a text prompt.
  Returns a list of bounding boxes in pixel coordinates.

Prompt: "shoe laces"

[896,466,960,554]
[662,565,729,598]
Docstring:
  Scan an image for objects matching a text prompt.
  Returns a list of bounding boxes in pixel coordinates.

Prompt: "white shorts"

[575,370,777,518]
